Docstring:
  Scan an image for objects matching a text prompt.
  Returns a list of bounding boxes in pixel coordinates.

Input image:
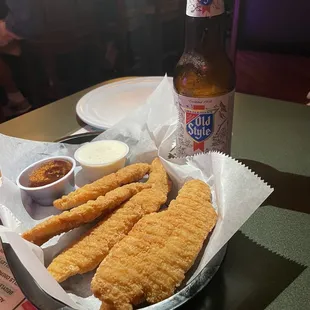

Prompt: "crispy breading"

[145,157,170,195]
[91,180,217,310]
[53,163,150,210]
[22,183,150,246]
[47,158,170,283]
[100,302,116,310]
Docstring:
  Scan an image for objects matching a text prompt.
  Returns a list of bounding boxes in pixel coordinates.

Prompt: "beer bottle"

[174,0,235,157]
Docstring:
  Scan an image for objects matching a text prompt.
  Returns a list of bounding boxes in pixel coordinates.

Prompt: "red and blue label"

[185,105,214,152]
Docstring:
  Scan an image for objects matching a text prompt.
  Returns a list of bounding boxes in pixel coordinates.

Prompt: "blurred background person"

[0,2,31,118]
[0,0,101,119]
[0,0,97,120]
[0,44,31,116]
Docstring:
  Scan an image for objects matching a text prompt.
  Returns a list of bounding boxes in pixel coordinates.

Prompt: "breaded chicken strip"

[145,158,170,195]
[53,163,150,210]
[91,180,217,310]
[47,158,170,283]
[22,183,150,246]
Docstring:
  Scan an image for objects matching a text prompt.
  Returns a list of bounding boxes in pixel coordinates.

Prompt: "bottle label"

[186,0,225,18]
[175,90,235,157]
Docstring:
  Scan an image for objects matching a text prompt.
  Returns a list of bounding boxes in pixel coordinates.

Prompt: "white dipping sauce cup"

[74,140,129,182]
[16,156,76,206]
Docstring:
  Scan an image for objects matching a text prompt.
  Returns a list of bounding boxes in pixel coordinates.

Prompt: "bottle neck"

[184,14,225,55]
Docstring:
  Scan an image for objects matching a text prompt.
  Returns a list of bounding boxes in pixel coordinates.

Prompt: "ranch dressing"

[74,140,129,182]
[77,141,128,165]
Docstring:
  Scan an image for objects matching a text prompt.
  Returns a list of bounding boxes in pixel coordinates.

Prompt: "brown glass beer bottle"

[174,0,235,156]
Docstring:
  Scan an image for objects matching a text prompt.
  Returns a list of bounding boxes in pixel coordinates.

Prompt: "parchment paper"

[0,76,273,310]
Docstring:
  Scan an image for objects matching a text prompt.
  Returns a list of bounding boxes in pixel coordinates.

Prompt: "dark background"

[1,0,310,120]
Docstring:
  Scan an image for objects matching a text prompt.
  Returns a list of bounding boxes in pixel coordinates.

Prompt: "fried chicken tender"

[53,163,150,210]
[22,183,150,246]
[145,158,170,195]
[91,180,217,310]
[47,158,170,283]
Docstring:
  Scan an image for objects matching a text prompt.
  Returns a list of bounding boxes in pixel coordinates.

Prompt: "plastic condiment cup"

[16,156,76,206]
[74,140,129,182]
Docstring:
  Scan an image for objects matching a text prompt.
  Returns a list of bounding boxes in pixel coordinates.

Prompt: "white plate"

[76,76,173,130]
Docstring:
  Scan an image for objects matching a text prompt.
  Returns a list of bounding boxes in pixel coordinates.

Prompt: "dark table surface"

[0,78,309,309]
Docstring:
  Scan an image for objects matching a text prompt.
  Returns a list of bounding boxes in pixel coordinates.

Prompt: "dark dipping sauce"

[28,160,73,187]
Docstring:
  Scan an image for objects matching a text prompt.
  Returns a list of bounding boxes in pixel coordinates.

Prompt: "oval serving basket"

[5,132,226,310]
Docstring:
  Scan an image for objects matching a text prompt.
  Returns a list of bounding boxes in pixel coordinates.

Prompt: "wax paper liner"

[0,76,273,309]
